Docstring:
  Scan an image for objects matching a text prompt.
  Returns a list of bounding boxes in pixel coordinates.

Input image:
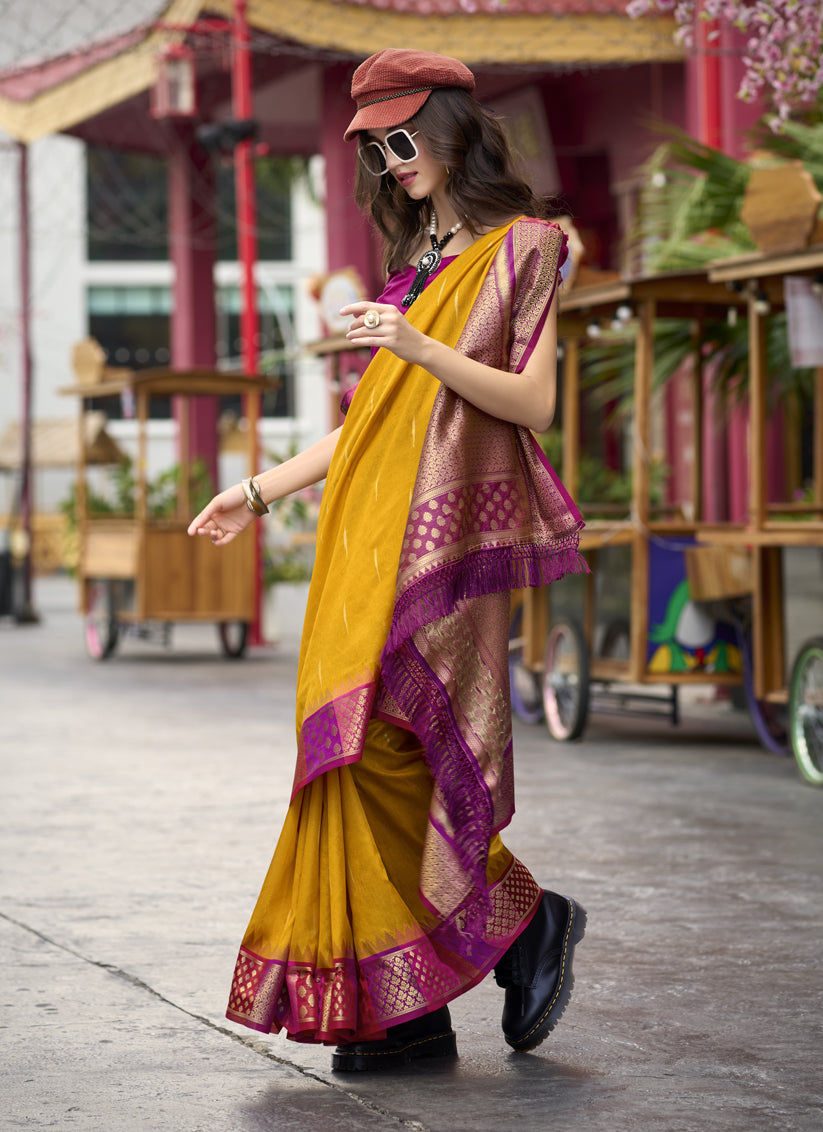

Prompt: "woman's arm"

[341,297,558,433]
[187,426,342,546]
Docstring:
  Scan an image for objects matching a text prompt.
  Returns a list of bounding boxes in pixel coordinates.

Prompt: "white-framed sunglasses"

[358,129,419,176]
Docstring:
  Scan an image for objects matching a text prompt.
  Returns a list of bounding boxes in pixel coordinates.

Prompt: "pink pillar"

[702,365,728,522]
[321,64,379,290]
[320,64,379,428]
[720,22,764,159]
[766,403,785,504]
[727,389,748,523]
[664,364,696,512]
[686,16,766,525]
[168,128,219,485]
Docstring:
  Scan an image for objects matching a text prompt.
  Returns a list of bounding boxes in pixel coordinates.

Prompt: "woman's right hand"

[187,483,254,546]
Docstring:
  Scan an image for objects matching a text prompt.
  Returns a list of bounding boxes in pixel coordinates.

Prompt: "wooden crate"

[82,520,140,579]
[138,525,255,621]
[685,545,753,601]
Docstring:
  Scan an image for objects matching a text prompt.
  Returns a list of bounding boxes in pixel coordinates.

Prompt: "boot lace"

[493,940,524,988]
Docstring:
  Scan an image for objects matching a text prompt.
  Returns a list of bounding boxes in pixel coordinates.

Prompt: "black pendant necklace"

[402,208,464,308]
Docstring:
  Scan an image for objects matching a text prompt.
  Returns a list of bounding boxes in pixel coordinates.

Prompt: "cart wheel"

[508,604,545,725]
[542,618,590,742]
[218,621,248,659]
[85,581,119,660]
[735,616,789,755]
[788,637,823,787]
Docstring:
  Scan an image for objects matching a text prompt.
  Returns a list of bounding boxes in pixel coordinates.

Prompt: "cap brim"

[343,89,431,141]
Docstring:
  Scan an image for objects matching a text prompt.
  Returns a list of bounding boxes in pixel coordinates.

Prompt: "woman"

[188,48,587,1072]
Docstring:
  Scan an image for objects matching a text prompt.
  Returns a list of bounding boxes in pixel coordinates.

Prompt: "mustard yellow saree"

[226,218,585,1043]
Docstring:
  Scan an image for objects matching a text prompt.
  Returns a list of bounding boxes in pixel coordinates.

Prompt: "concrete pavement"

[2,576,822,1131]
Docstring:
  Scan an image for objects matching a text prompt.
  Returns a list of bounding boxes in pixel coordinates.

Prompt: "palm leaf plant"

[632,128,756,274]
[591,125,815,416]
[579,311,812,422]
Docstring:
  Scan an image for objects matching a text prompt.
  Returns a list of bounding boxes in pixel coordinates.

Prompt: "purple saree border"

[226,857,541,1041]
[385,537,585,656]
[509,219,567,374]
[530,431,583,517]
[379,636,500,932]
[293,681,376,795]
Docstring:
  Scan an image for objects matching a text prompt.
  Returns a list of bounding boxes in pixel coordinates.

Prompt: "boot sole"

[331,1029,458,1072]
[505,898,587,1052]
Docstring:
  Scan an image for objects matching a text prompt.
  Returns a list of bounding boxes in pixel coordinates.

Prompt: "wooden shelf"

[709,243,823,283]
[61,368,280,400]
[695,526,823,548]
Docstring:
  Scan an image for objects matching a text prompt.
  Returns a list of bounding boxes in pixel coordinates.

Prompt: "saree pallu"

[226,218,586,1043]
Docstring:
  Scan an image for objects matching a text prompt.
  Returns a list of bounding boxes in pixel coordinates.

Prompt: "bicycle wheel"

[218,621,249,659]
[85,580,119,660]
[508,605,545,725]
[542,618,590,742]
[789,637,823,787]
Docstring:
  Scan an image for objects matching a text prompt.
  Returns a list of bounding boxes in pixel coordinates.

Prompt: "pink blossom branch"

[627,0,823,127]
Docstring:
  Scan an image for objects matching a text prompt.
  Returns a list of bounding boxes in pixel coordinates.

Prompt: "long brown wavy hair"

[353,87,551,275]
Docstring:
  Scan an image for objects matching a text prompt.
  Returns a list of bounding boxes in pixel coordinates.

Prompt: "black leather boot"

[494,891,586,1051]
[331,1005,457,1071]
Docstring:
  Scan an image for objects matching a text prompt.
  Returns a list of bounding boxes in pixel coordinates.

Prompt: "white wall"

[0,133,86,512]
[0,137,328,517]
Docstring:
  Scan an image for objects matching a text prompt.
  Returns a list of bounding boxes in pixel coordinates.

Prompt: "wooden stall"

[512,268,766,743]
[62,366,277,659]
[510,250,823,786]
[703,245,823,785]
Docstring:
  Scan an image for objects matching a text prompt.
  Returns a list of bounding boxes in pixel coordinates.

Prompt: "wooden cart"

[62,367,276,660]
[703,246,823,786]
[509,262,822,785]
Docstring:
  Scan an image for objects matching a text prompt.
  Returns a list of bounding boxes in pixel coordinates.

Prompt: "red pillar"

[693,7,722,150]
[167,128,218,483]
[232,0,264,645]
[232,0,259,388]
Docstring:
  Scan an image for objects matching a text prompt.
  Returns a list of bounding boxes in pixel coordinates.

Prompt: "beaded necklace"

[401,208,463,308]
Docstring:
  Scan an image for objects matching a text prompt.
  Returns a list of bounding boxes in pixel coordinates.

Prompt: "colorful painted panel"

[647,538,741,676]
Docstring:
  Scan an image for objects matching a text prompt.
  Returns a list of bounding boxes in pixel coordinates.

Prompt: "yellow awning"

[232,0,681,67]
[0,0,681,144]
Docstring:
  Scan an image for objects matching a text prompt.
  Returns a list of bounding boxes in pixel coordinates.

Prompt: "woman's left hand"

[341,301,426,366]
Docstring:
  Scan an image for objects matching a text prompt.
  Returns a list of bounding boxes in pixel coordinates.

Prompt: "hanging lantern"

[151,44,197,119]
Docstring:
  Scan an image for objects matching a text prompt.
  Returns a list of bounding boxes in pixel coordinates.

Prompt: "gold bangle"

[242,477,269,517]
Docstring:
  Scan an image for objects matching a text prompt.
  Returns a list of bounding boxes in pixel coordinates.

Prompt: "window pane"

[216,285,295,417]
[87,311,171,420]
[216,156,293,261]
[87,147,168,262]
[87,147,297,263]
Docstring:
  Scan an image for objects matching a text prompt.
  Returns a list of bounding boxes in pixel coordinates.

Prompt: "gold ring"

[364,310,380,329]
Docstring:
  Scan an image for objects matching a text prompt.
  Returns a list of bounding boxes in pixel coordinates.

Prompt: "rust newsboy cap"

[344,48,476,140]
